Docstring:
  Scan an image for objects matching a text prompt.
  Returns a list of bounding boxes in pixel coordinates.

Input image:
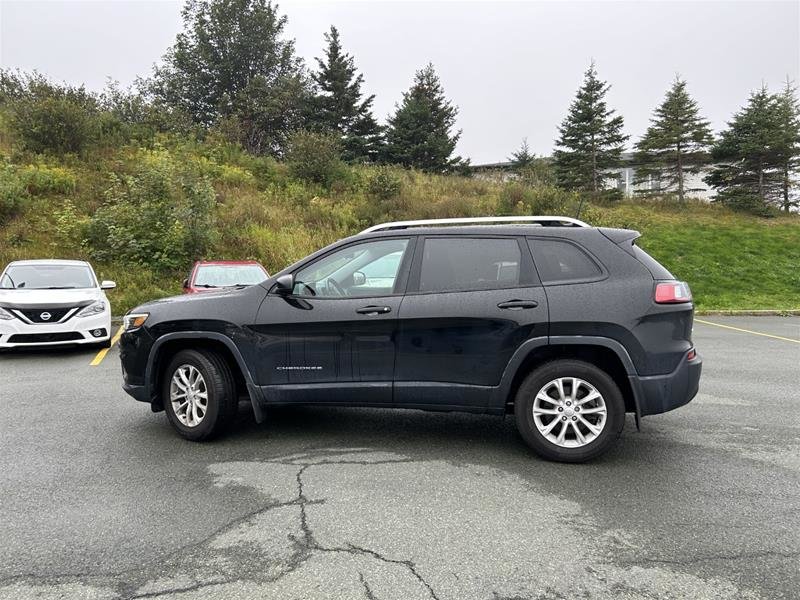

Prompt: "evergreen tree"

[773,80,800,212]
[553,63,628,196]
[705,86,786,209]
[150,0,308,155]
[310,26,382,162]
[383,64,465,172]
[634,77,714,201]
[509,138,535,169]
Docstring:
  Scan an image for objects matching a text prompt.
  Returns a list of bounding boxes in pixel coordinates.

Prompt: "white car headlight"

[123,313,149,332]
[0,307,14,321]
[77,301,107,318]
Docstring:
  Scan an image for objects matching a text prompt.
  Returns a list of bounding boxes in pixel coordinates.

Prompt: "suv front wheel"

[514,360,625,462]
[162,349,238,441]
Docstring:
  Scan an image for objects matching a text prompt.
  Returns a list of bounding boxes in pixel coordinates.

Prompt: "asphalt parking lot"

[0,316,798,600]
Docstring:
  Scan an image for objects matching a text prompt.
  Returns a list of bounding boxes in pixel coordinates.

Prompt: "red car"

[182,260,269,294]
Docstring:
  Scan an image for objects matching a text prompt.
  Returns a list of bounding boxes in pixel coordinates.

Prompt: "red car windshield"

[194,264,267,288]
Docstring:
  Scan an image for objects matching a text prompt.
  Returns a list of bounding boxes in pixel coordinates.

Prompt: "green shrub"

[86,151,217,271]
[0,164,30,223]
[217,164,256,187]
[10,94,99,155]
[54,199,90,249]
[366,166,403,200]
[18,164,77,195]
[286,130,346,186]
[498,182,583,217]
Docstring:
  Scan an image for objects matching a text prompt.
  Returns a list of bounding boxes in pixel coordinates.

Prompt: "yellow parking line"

[90,326,124,366]
[695,319,800,344]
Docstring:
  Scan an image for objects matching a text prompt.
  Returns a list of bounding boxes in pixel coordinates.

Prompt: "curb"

[696,309,800,316]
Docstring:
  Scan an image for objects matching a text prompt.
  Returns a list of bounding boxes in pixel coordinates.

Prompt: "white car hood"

[0,288,105,307]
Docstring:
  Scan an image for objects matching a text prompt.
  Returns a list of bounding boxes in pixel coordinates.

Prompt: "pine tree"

[705,86,785,209]
[634,77,714,201]
[553,63,628,196]
[150,0,308,155]
[773,80,800,212]
[383,64,465,172]
[509,138,535,169]
[310,26,382,162]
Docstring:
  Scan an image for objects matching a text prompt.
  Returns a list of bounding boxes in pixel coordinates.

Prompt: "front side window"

[0,264,95,289]
[418,237,521,293]
[293,239,409,298]
[528,238,602,283]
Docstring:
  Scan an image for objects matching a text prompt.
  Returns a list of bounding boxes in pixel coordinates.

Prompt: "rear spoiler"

[598,228,640,257]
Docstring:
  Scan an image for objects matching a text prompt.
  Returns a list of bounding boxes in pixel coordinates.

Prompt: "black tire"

[514,359,625,463]
[94,338,112,349]
[162,349,238,441]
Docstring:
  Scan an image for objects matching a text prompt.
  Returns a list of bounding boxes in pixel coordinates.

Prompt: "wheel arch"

[496,337,640,420]
[146,332,265,422]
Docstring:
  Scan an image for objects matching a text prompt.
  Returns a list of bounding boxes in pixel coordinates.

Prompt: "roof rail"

[360,215,590,234]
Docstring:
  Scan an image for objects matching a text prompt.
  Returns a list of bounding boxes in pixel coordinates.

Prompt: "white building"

[612,152,714,200]
[472,153,716,201]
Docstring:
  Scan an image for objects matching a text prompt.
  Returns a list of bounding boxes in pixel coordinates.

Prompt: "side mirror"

[352,271,366,286]
[275,273,294,295]
[182,278,190,289]
[100,280,116,290]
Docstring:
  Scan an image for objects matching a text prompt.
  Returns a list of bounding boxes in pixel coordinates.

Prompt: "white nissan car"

[0,260,115,349]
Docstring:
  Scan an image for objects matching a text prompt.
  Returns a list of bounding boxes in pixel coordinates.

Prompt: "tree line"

[1,0,798,212]
[541,63,800,211]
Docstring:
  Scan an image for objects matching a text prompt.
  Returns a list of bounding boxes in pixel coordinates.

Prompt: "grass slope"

[1,140,798,314]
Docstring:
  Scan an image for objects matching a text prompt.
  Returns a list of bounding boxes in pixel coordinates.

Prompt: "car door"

[252,237,414,405]
[394,235,548,409]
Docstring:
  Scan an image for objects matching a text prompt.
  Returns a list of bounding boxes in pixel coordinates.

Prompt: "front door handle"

[356,305,392,315]
[497,300,539,310]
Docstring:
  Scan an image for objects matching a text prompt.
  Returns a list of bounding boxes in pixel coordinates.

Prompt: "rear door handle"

[497,300,539,310]
[356,305,392,315]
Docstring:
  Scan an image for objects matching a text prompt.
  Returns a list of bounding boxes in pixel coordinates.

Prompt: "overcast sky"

[1,0,798,163]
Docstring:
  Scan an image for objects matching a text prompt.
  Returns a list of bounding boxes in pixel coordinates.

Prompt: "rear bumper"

[630,353,702,417]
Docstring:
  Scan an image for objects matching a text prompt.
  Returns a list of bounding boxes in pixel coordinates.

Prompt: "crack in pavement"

[284,459,442,600]
[359,572,379,600]
[126,579,231,599]
[0,447,779,600]
[0,449,426,600]
[622,550,800,567]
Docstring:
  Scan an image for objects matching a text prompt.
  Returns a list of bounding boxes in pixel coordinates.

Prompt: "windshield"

[194,264,268,287]
[0,264,96,289]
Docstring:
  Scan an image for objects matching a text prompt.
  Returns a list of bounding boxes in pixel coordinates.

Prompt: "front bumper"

[630,352,702,417]
[0,312,111,348]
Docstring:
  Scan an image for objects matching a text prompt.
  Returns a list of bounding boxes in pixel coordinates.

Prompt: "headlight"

[123,313,149,332]
[77,301,107,318]
[0,307,14,321]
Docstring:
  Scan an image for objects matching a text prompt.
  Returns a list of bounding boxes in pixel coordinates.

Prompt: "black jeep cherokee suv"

[119,216,701,462]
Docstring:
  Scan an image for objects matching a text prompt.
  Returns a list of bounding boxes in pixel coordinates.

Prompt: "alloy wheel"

[532,377,607,448]
[170,364,209,427]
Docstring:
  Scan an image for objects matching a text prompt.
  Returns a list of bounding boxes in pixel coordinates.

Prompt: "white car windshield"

[0,265,96,289]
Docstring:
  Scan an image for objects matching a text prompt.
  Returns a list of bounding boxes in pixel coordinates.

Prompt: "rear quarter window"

[528,238,603,283]
[631,244,674,280]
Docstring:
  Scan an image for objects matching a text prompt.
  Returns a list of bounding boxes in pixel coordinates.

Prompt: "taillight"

[687,348,697,360]
[654,281,692,304]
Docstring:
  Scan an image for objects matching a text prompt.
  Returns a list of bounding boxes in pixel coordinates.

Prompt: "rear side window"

[419,237,521,292]
[529,238,602,283]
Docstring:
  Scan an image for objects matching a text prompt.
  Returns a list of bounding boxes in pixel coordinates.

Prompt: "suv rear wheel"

[514,360,625,462]
[162,349,238,441]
